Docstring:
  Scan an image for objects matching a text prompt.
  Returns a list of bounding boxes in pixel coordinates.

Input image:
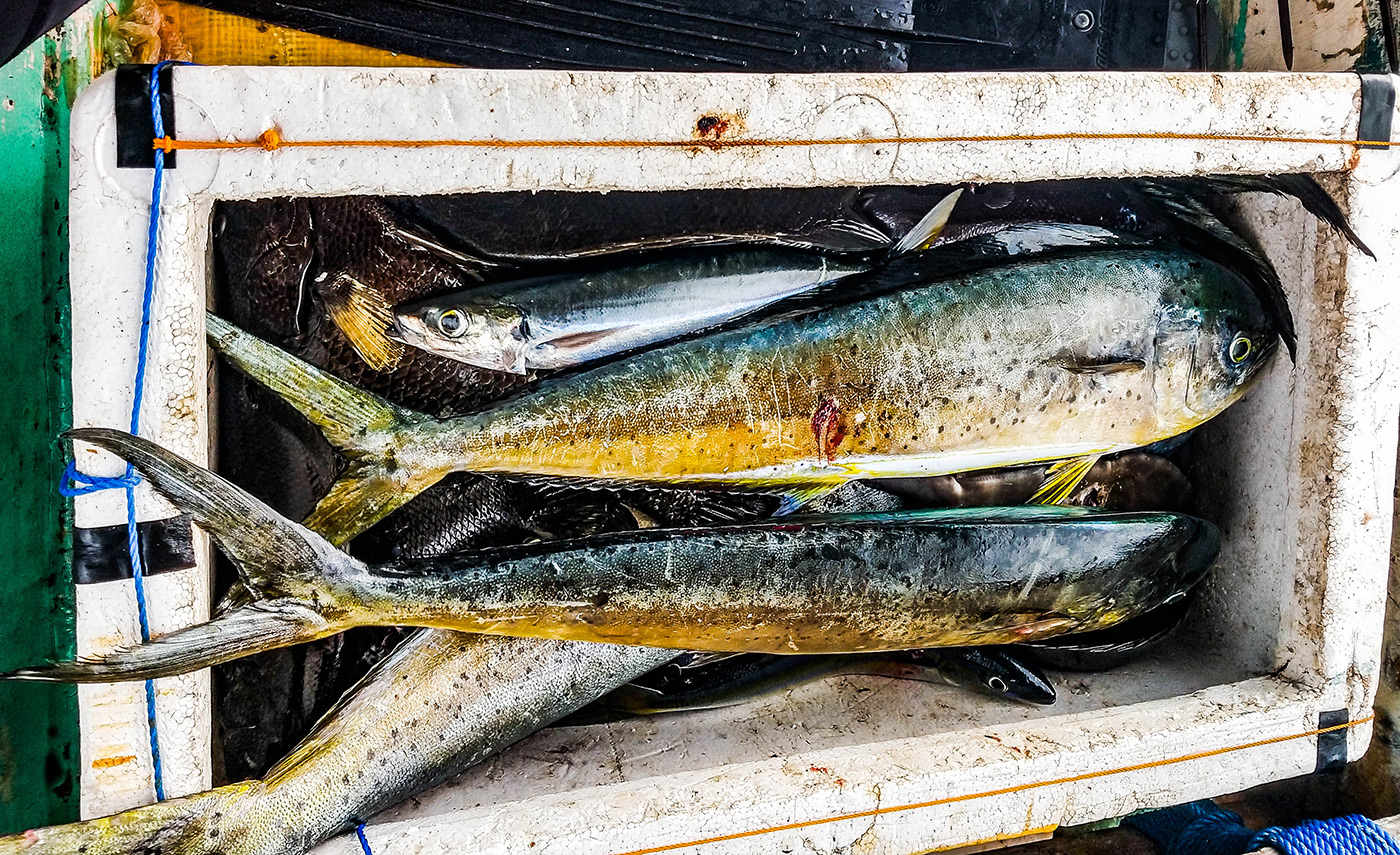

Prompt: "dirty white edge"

[63,67,1398,845]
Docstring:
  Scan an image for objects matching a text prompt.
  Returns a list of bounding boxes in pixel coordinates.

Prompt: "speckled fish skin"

[343,506,1217,652]
[207,246,1276,544]
[0,632,669,855]
[11,432,1219,680]
[431,248,1274,487]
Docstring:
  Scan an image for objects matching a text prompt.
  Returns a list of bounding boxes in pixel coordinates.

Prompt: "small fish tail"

[14,429,355,682]
[205,313,431,544]
[0,783,258,855]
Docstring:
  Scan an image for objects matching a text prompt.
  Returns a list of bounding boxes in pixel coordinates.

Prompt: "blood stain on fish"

[811,396,846,463]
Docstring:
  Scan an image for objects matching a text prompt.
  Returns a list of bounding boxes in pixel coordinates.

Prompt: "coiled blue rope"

[1126,800,1400,855]
[59,59,191,803]
[356,823,373,855]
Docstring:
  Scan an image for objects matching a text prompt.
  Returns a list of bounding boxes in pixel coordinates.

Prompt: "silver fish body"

[387,190,964,374]
[582,646,1056,719]
[392,248,870,373]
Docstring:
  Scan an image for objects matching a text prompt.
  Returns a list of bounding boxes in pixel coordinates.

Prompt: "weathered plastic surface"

[65,68,1400,849]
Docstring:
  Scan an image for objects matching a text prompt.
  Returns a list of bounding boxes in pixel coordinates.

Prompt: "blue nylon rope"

[59,58,191,803]
[1253,815,1400,855]
[356,823,373,855]
[1126,800,1400,855]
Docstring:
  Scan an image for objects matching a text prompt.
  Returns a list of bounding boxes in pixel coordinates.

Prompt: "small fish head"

[909,648,1057,705]
[1153,264,1280,429]
[391,301,530,374]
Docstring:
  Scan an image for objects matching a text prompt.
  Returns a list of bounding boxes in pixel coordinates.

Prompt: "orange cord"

[154,129,1391,153]
[609,713,1375,855]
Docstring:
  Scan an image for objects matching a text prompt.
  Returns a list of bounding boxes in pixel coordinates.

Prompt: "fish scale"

[11,428,1221,675]
[415,249,1272,491]
[198,243,1280,544]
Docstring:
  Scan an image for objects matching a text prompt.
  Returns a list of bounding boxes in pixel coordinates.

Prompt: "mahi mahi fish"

[0,630,672,855]
[8,429,1219,682]
[195,243,1279,546]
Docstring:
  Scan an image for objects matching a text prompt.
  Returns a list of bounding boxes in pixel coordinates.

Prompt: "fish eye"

[436,310,466,338]
[988,676,1008,693]
[1229,334,1252,364]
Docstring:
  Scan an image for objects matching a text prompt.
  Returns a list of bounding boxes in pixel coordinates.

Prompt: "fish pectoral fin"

[317,272,405,372]
[774,482,848,515]
[1028,454,1102,506]
[541,326,634,355]
[888,188,964,257]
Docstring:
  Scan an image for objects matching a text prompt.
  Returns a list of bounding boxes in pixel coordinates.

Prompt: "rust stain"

[91,754,137,769]
[692,111,746,150]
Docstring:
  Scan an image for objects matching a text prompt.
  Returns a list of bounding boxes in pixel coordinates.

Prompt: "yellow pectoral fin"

[318,272,405,372]
[774,481,848,515]
[1027,454,1103,506]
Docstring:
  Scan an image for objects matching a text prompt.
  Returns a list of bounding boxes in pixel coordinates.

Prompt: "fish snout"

[1164,515,1221,597]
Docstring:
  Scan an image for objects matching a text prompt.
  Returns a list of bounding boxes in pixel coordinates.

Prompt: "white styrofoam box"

[66,67,1400,850]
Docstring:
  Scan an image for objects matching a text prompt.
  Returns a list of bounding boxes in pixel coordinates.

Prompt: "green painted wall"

[0,12,102,833]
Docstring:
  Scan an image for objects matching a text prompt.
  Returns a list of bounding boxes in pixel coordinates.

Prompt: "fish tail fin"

[13,428,356,681]
[301,458,444,546]
[205,313,433,543]
[886,188,963,257]
[316,272,406,371]
[0,783,259,855]
[206,312,419,447]
[3,602,334,682]
[68,428,356,596]
[1182,174,1374,258]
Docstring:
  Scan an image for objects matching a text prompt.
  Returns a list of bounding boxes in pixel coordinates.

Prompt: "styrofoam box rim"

[65,68,1400,853]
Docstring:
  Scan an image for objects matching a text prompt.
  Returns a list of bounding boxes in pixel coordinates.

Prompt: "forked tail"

[0,784,257,855]
[5,429,358,682]
[206,313,439,544]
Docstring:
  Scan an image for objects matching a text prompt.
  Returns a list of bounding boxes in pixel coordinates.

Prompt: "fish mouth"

[1168,514,1221,593]
[384,318,406,343]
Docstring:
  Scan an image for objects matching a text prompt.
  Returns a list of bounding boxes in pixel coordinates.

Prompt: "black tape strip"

[1358,74,1395,151]
[72,514,197,585]
[115,64,176,169]
[1315,708,1350,773]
